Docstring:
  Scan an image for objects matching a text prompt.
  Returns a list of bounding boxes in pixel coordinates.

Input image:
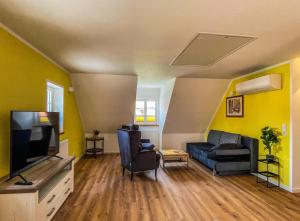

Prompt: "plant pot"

[93,130,100,138]
[266,154,275,162]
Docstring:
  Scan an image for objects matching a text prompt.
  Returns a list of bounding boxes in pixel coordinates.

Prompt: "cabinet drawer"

[39,171,72,209]
[38,171,73,220]
[42,182,73,221]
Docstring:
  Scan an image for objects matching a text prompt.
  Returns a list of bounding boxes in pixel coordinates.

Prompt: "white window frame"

[46,81,64,133]
[135,100,158,125]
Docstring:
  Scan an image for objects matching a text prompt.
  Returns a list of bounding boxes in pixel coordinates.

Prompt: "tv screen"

[10,111,60,178]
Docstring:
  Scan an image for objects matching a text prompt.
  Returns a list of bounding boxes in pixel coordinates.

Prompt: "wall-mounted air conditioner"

[235,74,281,95]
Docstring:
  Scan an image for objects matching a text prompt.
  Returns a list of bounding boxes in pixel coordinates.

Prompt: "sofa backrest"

[241,136,258,173]
[207,130,223,145]
[219,132,241,144]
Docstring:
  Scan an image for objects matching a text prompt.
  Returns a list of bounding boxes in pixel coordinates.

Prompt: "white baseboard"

[104,150,119,154]
[290,187,300,193]
[252,173,290,192]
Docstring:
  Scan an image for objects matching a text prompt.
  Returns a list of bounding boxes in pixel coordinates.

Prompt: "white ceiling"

[1,1,300,85]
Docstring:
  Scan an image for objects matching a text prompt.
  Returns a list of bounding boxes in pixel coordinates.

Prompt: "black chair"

[117,128,160,181]
[121,124,156,150]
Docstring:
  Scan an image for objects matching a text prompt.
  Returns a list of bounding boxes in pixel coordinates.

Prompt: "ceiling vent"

[171,33,256,66]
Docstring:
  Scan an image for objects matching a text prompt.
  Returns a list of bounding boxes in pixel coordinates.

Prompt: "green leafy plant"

[260,126,281,156]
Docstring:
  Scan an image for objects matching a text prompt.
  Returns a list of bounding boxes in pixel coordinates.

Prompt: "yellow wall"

[208,64,290,186]
[0,27,84,178]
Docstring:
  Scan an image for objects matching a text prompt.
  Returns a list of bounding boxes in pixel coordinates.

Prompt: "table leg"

[94,140,96,158]
[267,162,269,188]
[102,139,104,154]
[85,139,87,157]
[186,156,189,169]
[278,159,280,188]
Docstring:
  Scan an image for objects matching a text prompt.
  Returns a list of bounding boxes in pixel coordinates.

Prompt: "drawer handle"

[64,177,71,185]
[47,194,56,204]
[64,188,71,195]
[47,207,56,217]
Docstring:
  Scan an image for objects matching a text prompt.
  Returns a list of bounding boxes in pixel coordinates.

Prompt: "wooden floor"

[53,154,300,221]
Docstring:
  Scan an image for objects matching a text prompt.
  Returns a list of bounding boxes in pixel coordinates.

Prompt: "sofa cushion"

[207,149,250,160]
[207,130,223,146]
[209,143,244,152]
[219,132,241,144]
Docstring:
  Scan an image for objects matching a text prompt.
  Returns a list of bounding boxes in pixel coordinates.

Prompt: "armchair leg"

[122,167,125,176]
[130,171,134,181]
[155,168,158,181]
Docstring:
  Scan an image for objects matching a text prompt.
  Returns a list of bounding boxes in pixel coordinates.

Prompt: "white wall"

[159,79,176,131]
[139,126,160,148]
[162,133,204,150]
[71,73,137,133]
[290,58,300,192]
[163,78,230,133]
[136,87,161,102]
[160,78,229,151]
[159,79,176,148]
[85,133,119,153]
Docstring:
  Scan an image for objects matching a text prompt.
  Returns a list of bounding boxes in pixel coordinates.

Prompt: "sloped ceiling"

[1,1,300,85]
[163,78,230,133]
[71,73,137,133]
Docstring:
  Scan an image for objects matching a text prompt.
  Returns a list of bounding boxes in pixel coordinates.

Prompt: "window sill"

[136,124,159,127]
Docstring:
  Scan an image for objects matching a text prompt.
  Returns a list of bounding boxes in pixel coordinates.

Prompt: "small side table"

[256,156,280,188]
[85,136,104,157]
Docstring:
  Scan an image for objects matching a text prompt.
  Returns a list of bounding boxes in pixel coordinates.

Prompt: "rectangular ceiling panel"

[171,33,255,66]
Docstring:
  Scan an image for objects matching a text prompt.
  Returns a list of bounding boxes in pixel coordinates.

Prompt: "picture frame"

[226,95,244,117]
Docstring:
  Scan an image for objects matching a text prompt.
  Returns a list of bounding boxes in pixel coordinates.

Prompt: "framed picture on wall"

[226,95,244,117]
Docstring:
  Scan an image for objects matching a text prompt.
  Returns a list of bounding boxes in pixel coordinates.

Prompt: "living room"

[1,1,300,221]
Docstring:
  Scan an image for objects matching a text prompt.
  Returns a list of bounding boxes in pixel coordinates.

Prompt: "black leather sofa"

[187,130,258,175]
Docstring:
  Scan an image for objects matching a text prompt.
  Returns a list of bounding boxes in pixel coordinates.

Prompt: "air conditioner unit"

[235,74,281,95]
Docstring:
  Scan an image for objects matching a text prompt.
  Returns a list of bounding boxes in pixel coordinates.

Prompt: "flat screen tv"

[10,111,60,178]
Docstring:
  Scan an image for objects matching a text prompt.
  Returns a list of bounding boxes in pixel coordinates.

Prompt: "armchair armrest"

[208,149,250,160]
[137,149,156,161]
[132,150,159,171]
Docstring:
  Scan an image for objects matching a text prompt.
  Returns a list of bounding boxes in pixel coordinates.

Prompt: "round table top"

[86,136,104,141]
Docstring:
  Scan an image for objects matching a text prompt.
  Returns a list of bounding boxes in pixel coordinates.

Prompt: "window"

[135,100,157,124]
[47,82,64,133]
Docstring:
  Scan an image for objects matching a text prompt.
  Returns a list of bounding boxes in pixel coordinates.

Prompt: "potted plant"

[93,130,100,138]
[260,126,281,161]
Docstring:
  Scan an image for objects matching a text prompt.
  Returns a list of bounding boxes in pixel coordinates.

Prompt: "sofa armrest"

[207,149,250,160]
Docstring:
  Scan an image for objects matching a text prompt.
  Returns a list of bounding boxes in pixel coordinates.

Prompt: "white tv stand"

[0,156,75,221]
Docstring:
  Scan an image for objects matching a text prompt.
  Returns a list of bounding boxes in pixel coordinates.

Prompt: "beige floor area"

[53,154,300,221]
